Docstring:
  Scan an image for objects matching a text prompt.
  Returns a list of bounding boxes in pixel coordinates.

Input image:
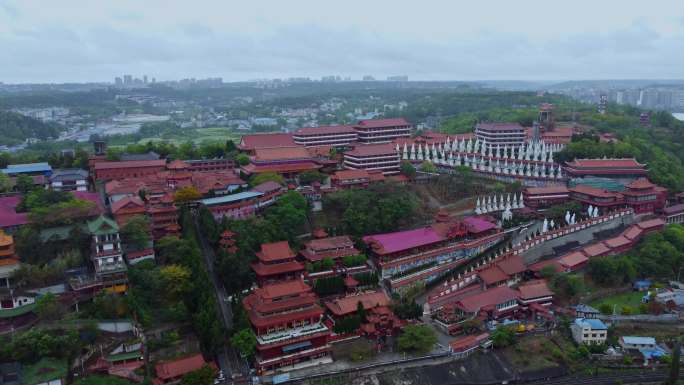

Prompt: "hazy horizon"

[2,0,684,83]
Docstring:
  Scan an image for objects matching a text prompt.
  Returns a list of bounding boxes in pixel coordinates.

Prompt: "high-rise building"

[114,77,123,86]
[123,74,133,85]
[598,95,608,115]
[143,75,148,84]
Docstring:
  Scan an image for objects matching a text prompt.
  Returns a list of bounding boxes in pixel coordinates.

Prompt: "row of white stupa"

[435,206,603,297]
[474,193,525,215]
[396,138,564,164]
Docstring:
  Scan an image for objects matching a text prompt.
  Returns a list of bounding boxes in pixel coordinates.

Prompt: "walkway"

[191,214,246,383]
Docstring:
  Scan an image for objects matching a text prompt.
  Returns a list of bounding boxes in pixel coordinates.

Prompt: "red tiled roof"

[663,203,684,215]
[331,169,371,181]
[518,280,553,300]
[111,196,145,214]
[248,304,323,329]
[449,333,490,352]
[294,125,356,135]
[155,354,206,380]
[0,196,29,228]
[94,159,166,170]
[356,118,410,128]
[253,146,312,161]
[569,184,621,199]
[325,291,390,317]
[344,275,359,287]
[565,158,645,169]
[369,171,387,182]
[242,162,321,174]
[167,159,189,170]
[305,236,355,252]
[463,217,497,234]
[621,225,643,241]
[626,178,655,190]
[256,279,311,300]
[256,241,295,262]
[127,248,155,259]
[478,266,509,285]
[528,259,563,273]
[344,143,397,157]
[559,251,588,268]
[239,133,295,150]
[603,236,631,249]
[363,227,444,255]
[636,218,665,231]
[457,286,519,313]
[581,242,611,257]
[252,181,283,194]
[252,260,305,277]
[525,186,569,195]
[476,122,525,132]
[496,255,526,275]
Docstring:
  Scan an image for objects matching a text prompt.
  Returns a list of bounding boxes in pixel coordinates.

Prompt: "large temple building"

[293,125,358,147]
[568,178,666,214]
[353,118,412,144]
[363,217,503,292]
[242,279,332,375]
[343,143,401,175]
[564,158,648,183]
[475,123,527,148]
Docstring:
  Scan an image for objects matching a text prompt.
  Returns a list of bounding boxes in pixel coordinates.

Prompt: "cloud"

[1,0,683,82]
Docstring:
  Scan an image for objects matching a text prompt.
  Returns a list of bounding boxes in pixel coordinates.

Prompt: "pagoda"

[0,230,20,288]
[219,230,238,254]
[252,241,305,285]
[242,279,332,374]
[87,215,128,293]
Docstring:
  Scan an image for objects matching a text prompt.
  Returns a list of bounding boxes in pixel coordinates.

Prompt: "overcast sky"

[1,0,684,83]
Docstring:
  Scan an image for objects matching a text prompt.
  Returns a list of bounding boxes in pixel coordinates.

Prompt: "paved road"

[192,215,242,382]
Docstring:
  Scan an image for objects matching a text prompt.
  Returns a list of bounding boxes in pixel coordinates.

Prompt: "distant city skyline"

[2,0,684,83]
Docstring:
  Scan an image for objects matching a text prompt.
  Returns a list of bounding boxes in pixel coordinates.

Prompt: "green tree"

[35,292,64,321]
[174,186,202,203]
[159,264,192,301]
[0,173,11,193]
[181,365,216,385]
[250,172,285,186]
[356,300,367,323]
[298,170,327,185]
[397,324,437,355]
[235,153,250,166]
[120,215,151,250]
[598,303,612,315]
[231,328,257,358]
[491,326,516,348]
[15,174,35,194]
[400,161,416,179]
[420,161,437,173]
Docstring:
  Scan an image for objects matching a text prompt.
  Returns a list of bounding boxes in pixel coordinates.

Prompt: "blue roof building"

[571,318,608,345]
[1,162,53,176]
[200,191,263,206]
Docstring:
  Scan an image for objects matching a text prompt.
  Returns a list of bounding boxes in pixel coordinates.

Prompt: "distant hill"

[0,110,64,146]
